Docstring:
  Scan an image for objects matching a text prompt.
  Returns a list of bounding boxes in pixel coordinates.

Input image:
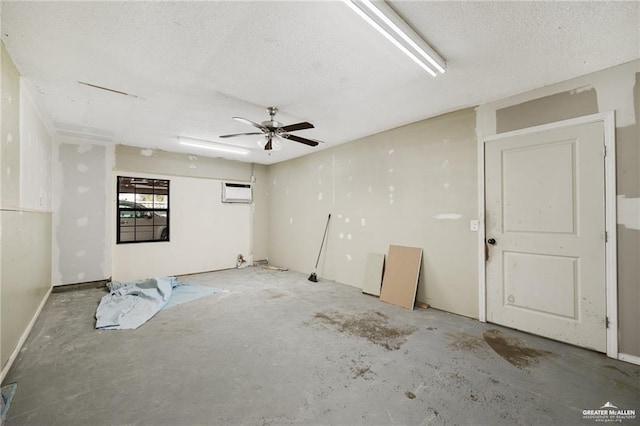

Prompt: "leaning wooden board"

[379,245,423,310]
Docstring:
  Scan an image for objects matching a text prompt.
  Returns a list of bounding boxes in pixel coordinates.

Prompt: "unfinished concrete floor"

[4,267,640,425]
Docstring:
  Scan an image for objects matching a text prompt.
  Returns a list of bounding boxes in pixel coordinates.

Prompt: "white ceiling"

[2,1,639,165]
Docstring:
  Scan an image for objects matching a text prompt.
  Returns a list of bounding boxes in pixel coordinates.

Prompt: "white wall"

[51,143,263,285]
[111,172,251,281]
[1,43,53,377]
[251,164,269,262]
[52,141,114,285]
[19,79,52,211]
[1,210,51,373]
[268,108,479,318]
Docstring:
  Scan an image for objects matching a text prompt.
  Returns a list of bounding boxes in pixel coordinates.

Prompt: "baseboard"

[52,279,109,293]
[0,286,52,385]
[618,352,640,366]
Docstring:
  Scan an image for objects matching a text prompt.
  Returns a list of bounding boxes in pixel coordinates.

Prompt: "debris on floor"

[261,264,289,271]
[236,254,248,268]
[7,268,640,425]
[310,310,416,350]
[95,277,220,330]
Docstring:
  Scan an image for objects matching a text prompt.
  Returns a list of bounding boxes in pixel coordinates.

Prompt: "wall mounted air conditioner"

[222,182,252,203]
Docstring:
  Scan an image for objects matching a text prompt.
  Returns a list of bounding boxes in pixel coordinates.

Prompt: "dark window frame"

[117,176,170,244]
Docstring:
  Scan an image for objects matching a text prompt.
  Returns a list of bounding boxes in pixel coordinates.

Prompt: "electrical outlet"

[470,220,479,232]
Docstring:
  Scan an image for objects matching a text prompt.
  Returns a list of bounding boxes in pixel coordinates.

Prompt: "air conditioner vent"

[222,182,252,203]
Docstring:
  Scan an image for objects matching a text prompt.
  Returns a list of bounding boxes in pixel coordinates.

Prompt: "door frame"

[477,111,618,359]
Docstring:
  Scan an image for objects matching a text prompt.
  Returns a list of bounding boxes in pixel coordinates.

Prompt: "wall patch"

[435,213,462,220]
[617,195,640,230]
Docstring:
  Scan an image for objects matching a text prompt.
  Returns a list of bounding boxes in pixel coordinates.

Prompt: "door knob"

[487,238,496,245]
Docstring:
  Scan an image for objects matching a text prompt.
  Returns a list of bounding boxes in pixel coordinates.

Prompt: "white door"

[485,121,606,352]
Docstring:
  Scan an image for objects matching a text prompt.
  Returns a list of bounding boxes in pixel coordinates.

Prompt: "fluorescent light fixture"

[178,137,249,155]
[344,0,446,76]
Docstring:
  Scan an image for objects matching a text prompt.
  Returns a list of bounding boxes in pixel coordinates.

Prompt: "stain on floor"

[405,391,416,399]
[613,378,640,397]
[604,365,630,377]
[312,310,415,350]
[447,332,486,354]
[483,329,551,369]
[263,290,286,299]
[351,365,374,380]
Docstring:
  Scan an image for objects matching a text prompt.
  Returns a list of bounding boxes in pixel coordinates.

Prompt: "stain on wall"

[496,88,599,133]
[268,109,479,318]
[54,143,109,285]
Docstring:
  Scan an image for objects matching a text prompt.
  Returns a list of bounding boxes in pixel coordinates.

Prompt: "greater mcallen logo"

[583,402,636,422]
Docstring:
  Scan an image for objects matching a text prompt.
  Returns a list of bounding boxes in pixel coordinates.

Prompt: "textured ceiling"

[2,1,639,165]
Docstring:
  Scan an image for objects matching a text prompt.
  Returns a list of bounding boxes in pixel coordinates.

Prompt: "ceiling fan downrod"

[263,106,281,129]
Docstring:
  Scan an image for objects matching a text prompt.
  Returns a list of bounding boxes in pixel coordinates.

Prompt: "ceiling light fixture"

[344,0,446,76]
[178,137,249,155]
[256,135,282,151]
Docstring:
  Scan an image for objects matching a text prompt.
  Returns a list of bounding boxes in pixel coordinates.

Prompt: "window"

[117,176,170,243]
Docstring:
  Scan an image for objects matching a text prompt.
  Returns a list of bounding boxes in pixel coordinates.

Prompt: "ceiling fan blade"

[233,117,267,131]
[279,121,315,132]
[219,132,264,138]
[282,134,321,147]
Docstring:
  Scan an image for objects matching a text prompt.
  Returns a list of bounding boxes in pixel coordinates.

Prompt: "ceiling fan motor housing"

[219,105,321,151]
[261,120,282,129]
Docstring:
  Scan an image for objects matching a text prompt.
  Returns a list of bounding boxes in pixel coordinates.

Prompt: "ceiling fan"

[220,107,323,151]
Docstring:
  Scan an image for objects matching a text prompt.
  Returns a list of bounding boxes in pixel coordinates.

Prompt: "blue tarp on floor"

[95,277,220,330]
[164,284,220,310]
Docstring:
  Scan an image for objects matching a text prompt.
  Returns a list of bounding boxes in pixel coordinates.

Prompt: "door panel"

[502,141,576,234]
[485,121,606,352]
[503,252,577,319]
